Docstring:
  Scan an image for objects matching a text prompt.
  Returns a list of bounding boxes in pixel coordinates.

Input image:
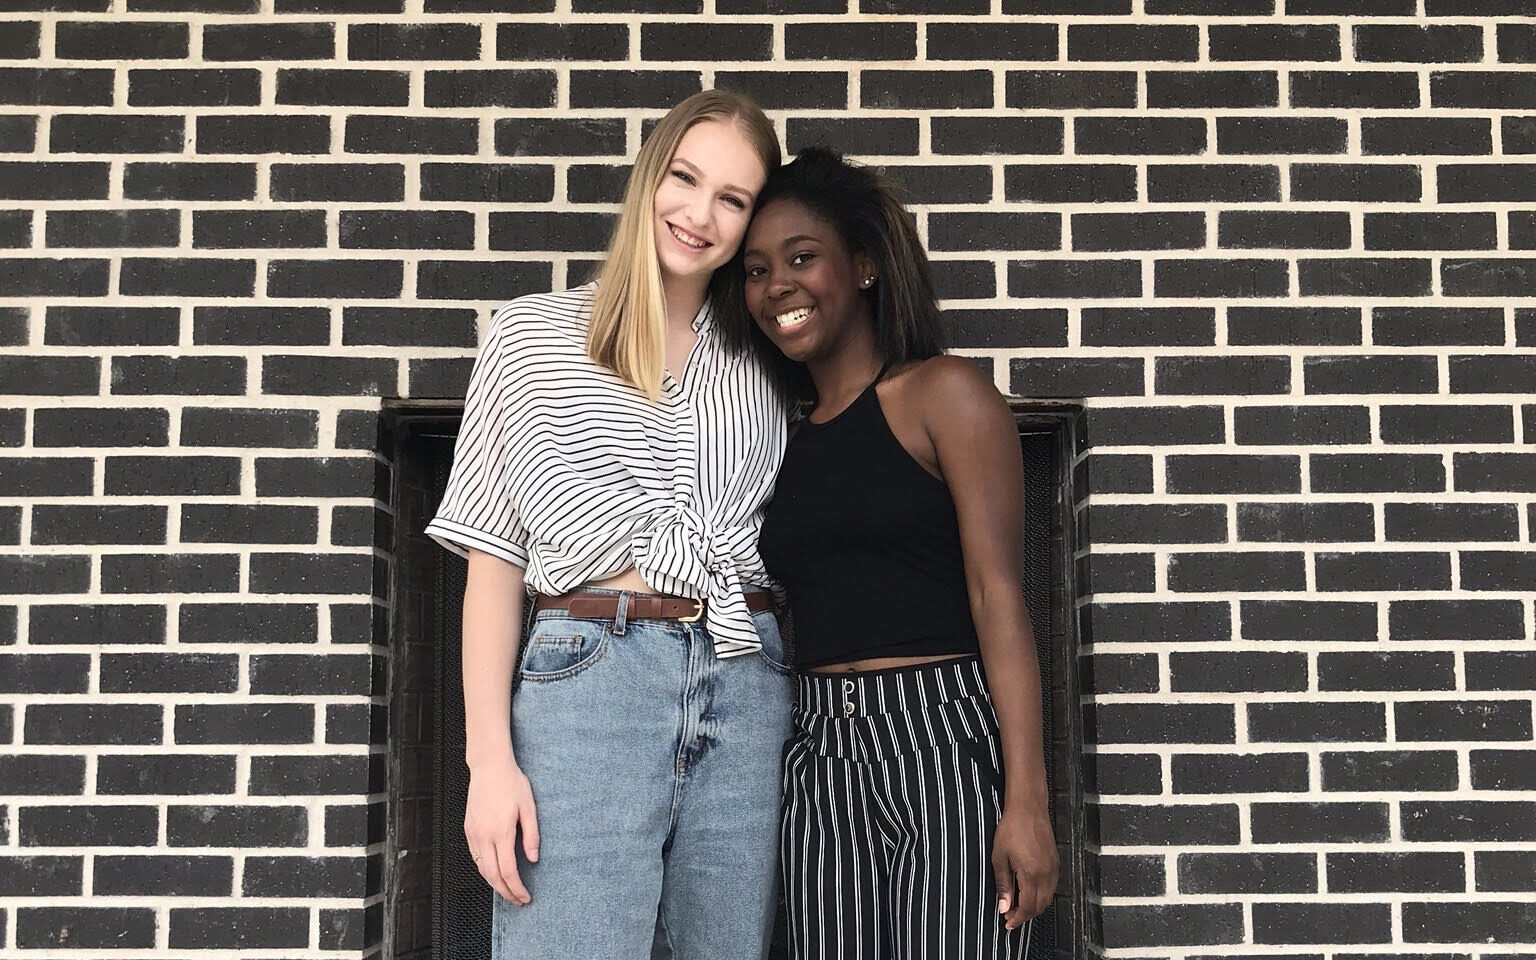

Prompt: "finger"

[472,841,515,903]
[1007,873,1032,929]
[1033,878,1054,918]
[993,858,1014,918]
[497,838,530,905]
[520,800,541,863]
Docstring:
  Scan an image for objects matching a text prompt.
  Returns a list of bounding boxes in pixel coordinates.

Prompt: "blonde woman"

[425,90,790,959]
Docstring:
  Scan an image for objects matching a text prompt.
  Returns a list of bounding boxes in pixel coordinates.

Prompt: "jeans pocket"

[518,618,610,683]
[753,609,794,676]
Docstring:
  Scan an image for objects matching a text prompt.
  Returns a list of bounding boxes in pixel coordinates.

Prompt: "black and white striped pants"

[779,656,1031,960]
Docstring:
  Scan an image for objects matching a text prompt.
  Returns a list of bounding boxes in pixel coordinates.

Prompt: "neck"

[663,273,711,333]
[806,315,882,411]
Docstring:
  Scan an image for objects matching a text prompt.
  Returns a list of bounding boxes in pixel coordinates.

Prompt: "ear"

[854,251,878,289]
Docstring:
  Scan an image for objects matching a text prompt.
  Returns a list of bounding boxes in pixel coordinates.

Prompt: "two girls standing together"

[426,90,1058,960]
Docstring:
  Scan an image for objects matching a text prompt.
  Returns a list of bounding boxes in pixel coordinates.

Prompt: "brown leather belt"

[531,589,773,623]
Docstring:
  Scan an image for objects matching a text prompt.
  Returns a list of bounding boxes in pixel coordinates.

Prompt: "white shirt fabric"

[425,282,787,658]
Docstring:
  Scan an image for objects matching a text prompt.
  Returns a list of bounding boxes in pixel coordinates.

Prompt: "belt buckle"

[677,598,705,623]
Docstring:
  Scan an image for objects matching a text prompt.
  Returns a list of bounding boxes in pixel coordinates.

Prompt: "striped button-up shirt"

[425,283,787,658]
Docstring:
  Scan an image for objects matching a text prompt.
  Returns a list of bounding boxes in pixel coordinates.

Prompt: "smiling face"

[742,196,877,364]
[651,119,767,285]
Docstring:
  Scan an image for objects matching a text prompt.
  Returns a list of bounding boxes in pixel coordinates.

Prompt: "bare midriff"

[588,567,656,594]
[806,654,973,674]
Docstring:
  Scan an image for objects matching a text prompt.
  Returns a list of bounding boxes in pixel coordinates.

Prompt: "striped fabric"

[425,283,787,657]
[781,657,1032,960]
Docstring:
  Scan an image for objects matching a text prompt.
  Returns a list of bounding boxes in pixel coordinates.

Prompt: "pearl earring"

[864,276,875,286]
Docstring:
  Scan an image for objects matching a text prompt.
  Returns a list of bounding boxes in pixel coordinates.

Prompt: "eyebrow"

[743,235,823,258]
[672,156,756,202]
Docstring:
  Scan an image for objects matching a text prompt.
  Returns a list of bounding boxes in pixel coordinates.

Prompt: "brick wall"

[2,2,1535,957]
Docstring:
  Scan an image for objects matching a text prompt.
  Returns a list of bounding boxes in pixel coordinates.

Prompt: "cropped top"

[425,284,787,658]
[758,381,981,668]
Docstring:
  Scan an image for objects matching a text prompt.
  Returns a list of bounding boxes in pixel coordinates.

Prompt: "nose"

[683,191,712,230]
[765,266,795,300]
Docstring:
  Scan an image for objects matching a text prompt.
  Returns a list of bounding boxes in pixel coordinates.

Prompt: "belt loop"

[610,590,630,636]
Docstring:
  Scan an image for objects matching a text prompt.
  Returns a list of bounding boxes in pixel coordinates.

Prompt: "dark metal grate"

[420,426,1075,959]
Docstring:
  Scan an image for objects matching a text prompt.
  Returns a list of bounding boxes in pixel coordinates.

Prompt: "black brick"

[569,69,698,109]
[1099,854,1164,896]
[1444,257,1536,296]
[1433,71,1536,109]
[119,257,254,297]
[249,753,378,795]
[1069,24,1198,61]
[31,504,166,545]
[1299,257,1431,296]
[714,71,846,110]
[1101,904,1244,950]
[417,259,550,301]
[1179,852,1316,893]
[1006,164,1137,203]
[0,856,82,896]
[1292,70,1418,108]
[789,22,911,61]
[1095,703,1235,744]
[169,907,309,950]
[277,68,408,106]
[1316,551,1452,592]
[0,67,114,106]
[1314,451,1443,494]
[1398,700,1532,742]
[203,22,334,60]
[34,407,168,447]
[168,803,308,846]
[0,22,40,58]
[1148,71,1277,108]
[111,355,246,395]
[1148,164,1280,202]
[1367,212,1497,251]
[15,907,156,950]
[1011,355,1143,397]
[244,855,369,897]
[497,23,627,60]
[1219,210,1349,249]
[95,855,233,895]
[1402,599,1524,641]
[0,162,109,200]
[1155,258,1289,298]
[0,756,86,794]
[1157,356,1290,395]
[1304,356,1437,395]
[250,551,373,594]
[43,306,169,346]
[1218,116,1346,155]
[343,115,477,156]
[928,22,1056,61]
[194,210,327,249]
[50,113,182,154]
[251,654,373,696]
[1006,70,1137,109]
[97,754,237,795]
[1089,504,1226,544]
[495,117,625,157]
[1075,116,1206,155]
[862,70,990,110]
[1403,801,1536,843]
[1098,803,1240,845]
[1255,903,1391,945]
[1318,651,1456,691]
[787,116,919,156]
[1091,753,1163,793]
[348,22,479,60]
[256,456,376,498]
[1251,802,1389,843]
[341,210,473,250]
[1209,24,1339,60]
[1248,701,1386,742]
[46,209,179,248]
[175,703,313,745]
[1476,851,1536,891]
[1439,164,1536,202]
[101,552,240,592]
[1362,117,1492,156]
[424,69,555,108]
[1291,162,1420,202]
[268,259,403,299]
[422,162,553,202]
[1234,406,1369,446]
[1009,260,1141,300]
[1385,503,1519,542]
[1455,453,1536,492]
[1171,752,1309,794]
[1086,405,1225,445]
[19,804,159,845]
[1321,751,1460,793]
[56,20,188,58]
[129,68,259,106]
[1166,454,1299,494]
[197,114,331,154]
[30,604,164,646]
[1072,213,1205,252]
[1241,599,1376,641]
[1471,750,1536,790]
[1237,503,1374,543]
[1464,550,1536,591]
[1375,307,1504,346]
[1085,601,1230,645]
[1382,404,1512,443]
[194,306,328,346]
[101,652,239,693]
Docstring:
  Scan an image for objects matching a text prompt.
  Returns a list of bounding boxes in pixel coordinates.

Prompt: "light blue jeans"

[492,593,795,960]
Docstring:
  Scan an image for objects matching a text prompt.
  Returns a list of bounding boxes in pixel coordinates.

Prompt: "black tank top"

[759,381,981,668]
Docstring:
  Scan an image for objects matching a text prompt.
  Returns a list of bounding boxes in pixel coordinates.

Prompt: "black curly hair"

[716,147,945,405]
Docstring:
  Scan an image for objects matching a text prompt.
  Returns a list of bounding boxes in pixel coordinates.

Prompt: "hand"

[992,805,1058,931]
[464,756,540,905]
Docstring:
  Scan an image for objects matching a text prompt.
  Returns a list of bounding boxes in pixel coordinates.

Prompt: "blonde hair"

[589,89,779,399]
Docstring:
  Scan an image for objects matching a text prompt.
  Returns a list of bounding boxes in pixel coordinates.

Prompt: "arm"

[923,358,1059,929]
[462,548,540,905]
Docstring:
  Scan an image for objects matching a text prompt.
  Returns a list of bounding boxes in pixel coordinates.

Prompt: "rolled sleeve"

[423,312,530,569]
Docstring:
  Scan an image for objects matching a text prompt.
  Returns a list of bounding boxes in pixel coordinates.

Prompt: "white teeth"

[774,307,811,328]
[669,224,707,248]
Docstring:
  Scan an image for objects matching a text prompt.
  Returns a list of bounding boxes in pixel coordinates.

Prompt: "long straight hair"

[588,90,779,399]
[718,147,945,405]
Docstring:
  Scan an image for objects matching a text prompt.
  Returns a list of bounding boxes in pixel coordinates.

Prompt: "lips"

[667,222,710,250]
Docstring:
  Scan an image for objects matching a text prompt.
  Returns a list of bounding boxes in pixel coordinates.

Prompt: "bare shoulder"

[900,355,1010,428]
